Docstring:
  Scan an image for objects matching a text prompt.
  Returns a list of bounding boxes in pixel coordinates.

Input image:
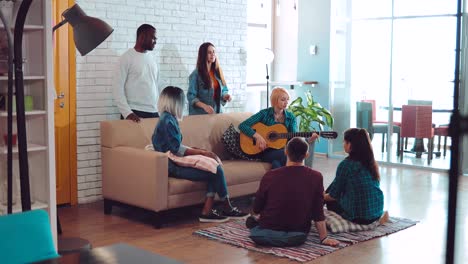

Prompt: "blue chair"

[0,210,59,263]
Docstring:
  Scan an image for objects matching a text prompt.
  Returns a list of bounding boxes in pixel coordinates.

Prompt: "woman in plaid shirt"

[239,87,318,168]
[324,128,387,224]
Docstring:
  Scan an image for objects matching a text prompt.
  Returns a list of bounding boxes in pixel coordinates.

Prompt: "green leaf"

[288,93,334,132]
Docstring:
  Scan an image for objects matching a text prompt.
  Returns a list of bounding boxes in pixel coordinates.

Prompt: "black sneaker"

[199,209,229,223]
[222,207,250,219]
[245,216,259,229]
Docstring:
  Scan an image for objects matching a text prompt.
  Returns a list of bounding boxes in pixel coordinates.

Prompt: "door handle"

[57,92,65,99]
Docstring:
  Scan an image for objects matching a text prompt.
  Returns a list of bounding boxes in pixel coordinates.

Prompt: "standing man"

[113,24,161,122]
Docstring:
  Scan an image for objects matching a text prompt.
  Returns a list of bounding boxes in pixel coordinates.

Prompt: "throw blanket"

[145,145,219,174]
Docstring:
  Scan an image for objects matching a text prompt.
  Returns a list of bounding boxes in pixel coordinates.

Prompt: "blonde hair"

[157,86,185,120]
[270,87,290,108]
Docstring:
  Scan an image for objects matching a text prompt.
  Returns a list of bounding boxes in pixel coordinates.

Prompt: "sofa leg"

[153,212,163,229]
[104,199,113,215]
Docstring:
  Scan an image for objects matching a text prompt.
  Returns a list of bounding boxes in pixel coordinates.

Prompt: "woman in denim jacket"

[152,86,247,222]
[187,42,232,115]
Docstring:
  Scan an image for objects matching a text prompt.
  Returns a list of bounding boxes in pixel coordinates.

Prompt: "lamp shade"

[61,4,113,56]
[263,48,275,64]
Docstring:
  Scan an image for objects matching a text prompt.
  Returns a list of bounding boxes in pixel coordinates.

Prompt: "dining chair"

[434,125,449,157]
[356,101,374,139]
[0,209,59,263]
[403,100,433,150]
[399,105,434,165]
[360,99,401,154]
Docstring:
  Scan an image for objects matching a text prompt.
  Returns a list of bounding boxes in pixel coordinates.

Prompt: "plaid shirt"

[238,107,297,137]
[327,159,384,221]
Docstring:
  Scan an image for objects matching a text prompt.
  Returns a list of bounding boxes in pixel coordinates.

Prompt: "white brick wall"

[75,0,248,203]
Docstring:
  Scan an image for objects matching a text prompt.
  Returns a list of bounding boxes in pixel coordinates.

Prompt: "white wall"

[74,0,248,203]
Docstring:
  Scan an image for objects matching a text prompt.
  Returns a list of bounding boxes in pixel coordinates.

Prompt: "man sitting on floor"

[246,137,339,247]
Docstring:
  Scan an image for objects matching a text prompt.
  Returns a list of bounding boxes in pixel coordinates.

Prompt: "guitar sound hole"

[269,132,278,141]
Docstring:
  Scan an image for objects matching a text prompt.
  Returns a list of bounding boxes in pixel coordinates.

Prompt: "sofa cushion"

[168,178,207,195]
[179,112,252,160]
[100,112,252,154]
[168,160,270,195]
[222,160,270,186]
[101,118,157,149]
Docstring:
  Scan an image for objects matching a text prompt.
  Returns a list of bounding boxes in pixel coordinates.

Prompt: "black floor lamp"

[445,1,466,263]
[3,0,112,249]
[263,48,274,108]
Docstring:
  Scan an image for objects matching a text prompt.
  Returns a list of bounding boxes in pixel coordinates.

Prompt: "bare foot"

[379,211,389,225]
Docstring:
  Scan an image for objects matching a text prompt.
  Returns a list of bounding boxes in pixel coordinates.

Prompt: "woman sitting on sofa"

[152,86,248,223]
[238,87,317,169]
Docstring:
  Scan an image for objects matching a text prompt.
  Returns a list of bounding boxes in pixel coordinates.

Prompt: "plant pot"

[305,140,315,168]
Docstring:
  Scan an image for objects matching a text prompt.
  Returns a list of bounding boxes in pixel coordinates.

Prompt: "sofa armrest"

[101,146,168,212]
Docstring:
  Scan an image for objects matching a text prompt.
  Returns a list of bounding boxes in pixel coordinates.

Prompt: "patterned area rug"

[194,216,417,262]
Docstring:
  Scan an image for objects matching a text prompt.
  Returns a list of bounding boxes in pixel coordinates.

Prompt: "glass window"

[351,0,392,19]
[330,0,457,169]
[394,0,457,16]
[247,0,272,85]
[392,17,456,110]
[351,20,392,106]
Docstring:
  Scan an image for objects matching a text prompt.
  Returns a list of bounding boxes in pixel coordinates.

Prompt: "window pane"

[352,0,392,19]
[351,20,392,106]
[247,0,272,84]
[247,26,271,84]
[394,0,457,16]
[392,16,456,117]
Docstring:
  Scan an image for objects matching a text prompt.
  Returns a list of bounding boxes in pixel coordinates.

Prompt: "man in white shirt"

[113,24,161,122]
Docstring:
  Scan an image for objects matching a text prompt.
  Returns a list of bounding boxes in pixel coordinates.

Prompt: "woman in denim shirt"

[187,42,231,115]
[152,86,247,222]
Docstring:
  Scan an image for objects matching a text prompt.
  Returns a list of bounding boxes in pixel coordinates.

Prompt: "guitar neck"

[279,132,317,139]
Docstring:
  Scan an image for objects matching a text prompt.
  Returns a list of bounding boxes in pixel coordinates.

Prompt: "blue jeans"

[168,160,228,199]
[259,148,287,169]
[249,226,308,247]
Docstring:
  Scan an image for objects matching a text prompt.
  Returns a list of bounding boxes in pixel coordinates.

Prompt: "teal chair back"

[356,101,374,139]
[0,210,59,263]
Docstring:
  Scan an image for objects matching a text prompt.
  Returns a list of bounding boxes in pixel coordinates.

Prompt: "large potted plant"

[288,91,334,167]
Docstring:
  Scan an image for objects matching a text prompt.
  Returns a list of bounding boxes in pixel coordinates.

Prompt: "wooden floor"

[58,157,468,264]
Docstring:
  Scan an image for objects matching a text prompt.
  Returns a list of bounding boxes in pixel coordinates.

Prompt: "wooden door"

[53,0,77,205]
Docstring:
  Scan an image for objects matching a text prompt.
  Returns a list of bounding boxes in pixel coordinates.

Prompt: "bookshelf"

[0,0,56,243]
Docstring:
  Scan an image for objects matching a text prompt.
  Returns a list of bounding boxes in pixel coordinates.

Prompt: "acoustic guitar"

[239,123,338,155]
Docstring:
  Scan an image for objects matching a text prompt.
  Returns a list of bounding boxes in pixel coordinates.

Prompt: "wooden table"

[36,243,183,264]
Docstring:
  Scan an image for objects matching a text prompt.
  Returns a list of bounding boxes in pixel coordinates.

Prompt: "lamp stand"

[1,0,34,213]
[266,64,270,108]
[445,1,464,263]
[13,0,33,212]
